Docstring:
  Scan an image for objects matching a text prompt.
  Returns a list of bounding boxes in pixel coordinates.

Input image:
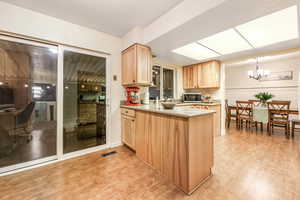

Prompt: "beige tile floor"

[0,126,299,200]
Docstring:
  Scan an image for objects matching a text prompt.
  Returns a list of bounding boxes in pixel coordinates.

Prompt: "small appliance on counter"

[182,93,202,103]
[125,87,140,106]
[202,95,213,103]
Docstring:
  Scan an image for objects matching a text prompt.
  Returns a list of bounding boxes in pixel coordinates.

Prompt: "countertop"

[121,104,215,118]
[176,102,221,106]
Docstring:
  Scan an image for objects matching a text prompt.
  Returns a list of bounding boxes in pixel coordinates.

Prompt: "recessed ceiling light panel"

[236,6,299,48]
[198,29,253,55]
[172,43,219,60]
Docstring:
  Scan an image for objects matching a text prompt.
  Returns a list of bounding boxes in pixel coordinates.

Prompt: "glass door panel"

[163,68,174,99]
[63,50,106,153]
[0,38,57,170]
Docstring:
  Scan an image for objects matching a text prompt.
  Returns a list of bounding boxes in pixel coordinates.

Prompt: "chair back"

[236,101,253,117]
[16,102,35,125]
[267,101,290,123]
[248,100,261,107]
[225,99,229,115]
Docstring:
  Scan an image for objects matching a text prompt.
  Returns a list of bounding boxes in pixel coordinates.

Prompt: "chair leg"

[228,117,231,128]
[260,122,263,132]
[292,122,295,138]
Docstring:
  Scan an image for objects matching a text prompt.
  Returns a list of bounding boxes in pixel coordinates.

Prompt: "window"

[149,65,176,100]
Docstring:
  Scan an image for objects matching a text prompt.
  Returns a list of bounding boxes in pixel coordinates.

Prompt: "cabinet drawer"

[121,108,135,117]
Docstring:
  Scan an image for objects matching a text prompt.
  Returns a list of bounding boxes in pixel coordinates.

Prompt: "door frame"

[0,35,112,174]
[57,46,112,160]
[0,34,59,174]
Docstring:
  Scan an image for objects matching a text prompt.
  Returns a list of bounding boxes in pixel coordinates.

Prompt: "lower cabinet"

[135,110,213,194]
[121,112,136,150]
[190,104,221,137]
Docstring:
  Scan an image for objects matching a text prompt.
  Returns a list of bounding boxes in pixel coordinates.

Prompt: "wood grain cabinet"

[135,110,214,194]
[183,60,220,89]
[122,43,152,86]
[193,105,221,137]
[121,108,136,150]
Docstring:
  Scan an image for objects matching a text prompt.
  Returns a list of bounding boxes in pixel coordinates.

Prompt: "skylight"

[172,43,219,60]
[236,6,299,48]
[198,29,253,55]
[172,5,299,61]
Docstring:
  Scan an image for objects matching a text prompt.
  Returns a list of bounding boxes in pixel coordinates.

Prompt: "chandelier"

[247,57,270,80]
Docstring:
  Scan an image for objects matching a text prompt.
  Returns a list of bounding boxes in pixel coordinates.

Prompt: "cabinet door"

[121,115,136,149]
[122,45,137,85]
[191,65,198,88]
[187,66,194,89]
[201,61,220,88]
[183,67,189,89]
[136,45,152,85]
[196,64,202,88]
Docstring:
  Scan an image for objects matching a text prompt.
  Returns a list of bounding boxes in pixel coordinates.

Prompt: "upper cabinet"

[183,60,220,89]
[122,43,152,86]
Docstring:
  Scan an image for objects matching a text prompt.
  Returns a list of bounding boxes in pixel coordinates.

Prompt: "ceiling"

[148,0,300,66]
[0,0,183,37]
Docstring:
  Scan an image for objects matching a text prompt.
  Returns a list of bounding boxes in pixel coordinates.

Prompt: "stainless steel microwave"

[182,93,202,102]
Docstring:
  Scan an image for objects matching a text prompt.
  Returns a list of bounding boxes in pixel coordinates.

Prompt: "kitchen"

[120,43,222,194]
[0,1,300,199]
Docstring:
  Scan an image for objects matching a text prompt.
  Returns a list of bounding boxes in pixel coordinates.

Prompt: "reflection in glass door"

[63,50,106,153]
[0,37,57,171]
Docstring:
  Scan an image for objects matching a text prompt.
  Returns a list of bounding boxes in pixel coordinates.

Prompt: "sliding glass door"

[0,35,110,173]
[0,36,58,172]
[62,49,107,154]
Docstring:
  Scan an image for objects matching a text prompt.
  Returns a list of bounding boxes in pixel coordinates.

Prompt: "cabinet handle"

[133,80,136,82]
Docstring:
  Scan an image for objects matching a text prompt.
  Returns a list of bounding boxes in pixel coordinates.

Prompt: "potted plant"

[254,92,274,106]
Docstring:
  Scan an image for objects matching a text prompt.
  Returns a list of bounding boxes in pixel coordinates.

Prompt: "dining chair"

[225,99,237,128]
[248,100,264,131]
[291,119,300,138]
[248,100,261,107]
[236,101,253,129]
[267,101,290,136]
[13,102,35,142]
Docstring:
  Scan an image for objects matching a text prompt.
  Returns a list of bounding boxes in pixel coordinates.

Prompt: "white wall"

[121,26,144,50]
[0,2,123,146]
[143,0,226,44]
[225,56,300,109]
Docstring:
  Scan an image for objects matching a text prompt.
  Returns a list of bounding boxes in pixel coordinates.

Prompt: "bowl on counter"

[161,102,176,110]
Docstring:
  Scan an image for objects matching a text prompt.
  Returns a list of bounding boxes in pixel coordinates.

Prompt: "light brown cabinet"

[135,110,214,194]
[122,43,152,86]
[121,108,136,150]
[192,105,221,137]
[183,60,220,89]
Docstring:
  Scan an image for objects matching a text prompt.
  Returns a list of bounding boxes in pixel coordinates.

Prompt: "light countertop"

[176,102,221,106]
[121,104,215,118]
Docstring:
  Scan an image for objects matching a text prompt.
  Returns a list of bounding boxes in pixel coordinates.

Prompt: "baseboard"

[109,141,123,148]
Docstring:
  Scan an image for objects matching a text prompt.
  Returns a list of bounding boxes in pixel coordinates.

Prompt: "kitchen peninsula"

[120,105,215,194]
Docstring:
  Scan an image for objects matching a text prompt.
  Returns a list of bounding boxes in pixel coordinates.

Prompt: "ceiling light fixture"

[198,29,253,55]
[172,43,220,60]
[236,6,299,48]
[247,57,270,80]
